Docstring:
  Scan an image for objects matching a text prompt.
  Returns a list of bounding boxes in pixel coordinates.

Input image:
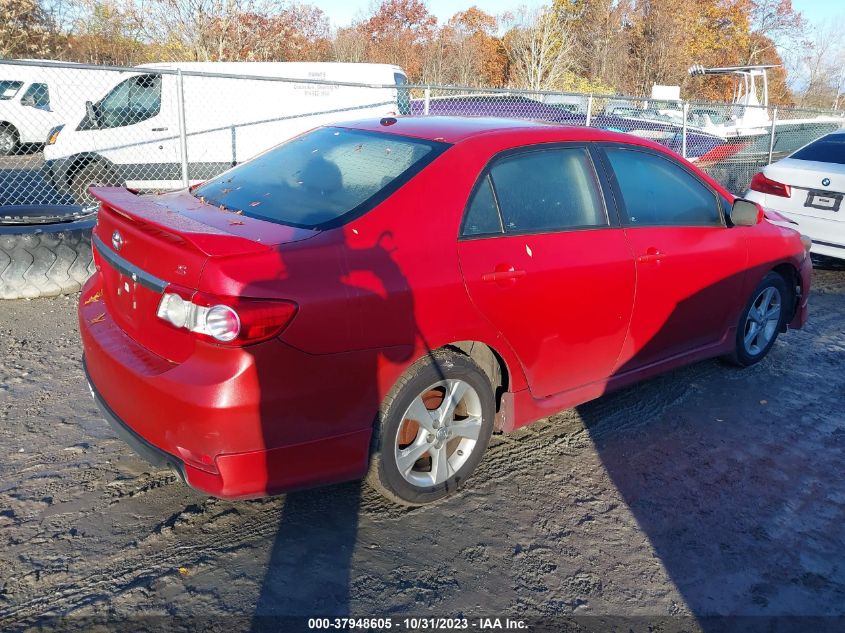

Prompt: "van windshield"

[0,81,23,100]
[194,127,449,229]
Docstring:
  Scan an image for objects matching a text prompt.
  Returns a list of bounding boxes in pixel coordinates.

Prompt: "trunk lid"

[766,158,845,195]
[762,159,845,222]
[90,187,318,362]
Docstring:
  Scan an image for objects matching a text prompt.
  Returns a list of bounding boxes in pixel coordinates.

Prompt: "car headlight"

[47,124,63,145]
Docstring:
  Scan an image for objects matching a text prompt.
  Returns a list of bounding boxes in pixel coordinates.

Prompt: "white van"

[43,62,409,202]
[0,62,116,156]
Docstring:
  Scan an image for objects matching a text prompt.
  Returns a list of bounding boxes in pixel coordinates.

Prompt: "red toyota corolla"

[79,117,811,505]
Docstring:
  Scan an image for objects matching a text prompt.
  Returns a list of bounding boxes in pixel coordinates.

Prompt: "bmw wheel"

[367,349,495,505]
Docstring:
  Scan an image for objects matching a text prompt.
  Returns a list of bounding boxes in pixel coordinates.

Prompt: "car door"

[457,145,636,398]
[598,144,748,373]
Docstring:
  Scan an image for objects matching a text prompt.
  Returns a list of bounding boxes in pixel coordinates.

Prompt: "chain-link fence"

[1,58,843,216]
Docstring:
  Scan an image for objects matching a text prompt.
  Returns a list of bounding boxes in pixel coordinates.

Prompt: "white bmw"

[745,130,845,260]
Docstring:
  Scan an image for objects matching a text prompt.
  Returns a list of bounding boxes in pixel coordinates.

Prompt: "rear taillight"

[156,291,297,345]
[750,172,791,198]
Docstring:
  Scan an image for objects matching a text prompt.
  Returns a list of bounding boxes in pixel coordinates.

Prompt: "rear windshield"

[194,127,448,229]
[791,134,845,165]
[0,80,23,100]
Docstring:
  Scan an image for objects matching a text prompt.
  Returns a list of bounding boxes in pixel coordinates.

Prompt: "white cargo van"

[0,62,116,156]
[43,62,409,202]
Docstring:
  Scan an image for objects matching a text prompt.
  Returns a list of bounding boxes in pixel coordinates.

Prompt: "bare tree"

[502,5,574,91]
[0,0,54,57]
[793,19,845,109]
[333,25,367,63]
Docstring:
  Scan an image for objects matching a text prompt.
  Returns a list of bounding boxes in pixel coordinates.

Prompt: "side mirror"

[85,100,99,128]
[20,95,35,107]
[729,198,762,227]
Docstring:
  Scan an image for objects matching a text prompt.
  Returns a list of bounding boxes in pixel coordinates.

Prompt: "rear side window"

[791,134,845,165]
[195,127,449,229]
[21,83,49,109]
[488,148,606,234]
[462,175,502,236]
[0,80,23,100]
[605,147,721,227]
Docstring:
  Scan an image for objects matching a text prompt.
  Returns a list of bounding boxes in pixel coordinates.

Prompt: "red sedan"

[79,117,811,505]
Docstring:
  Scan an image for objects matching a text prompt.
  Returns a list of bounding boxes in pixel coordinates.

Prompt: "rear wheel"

[71,161,122,205]
[729,272,789,367]
[367,350,495,506]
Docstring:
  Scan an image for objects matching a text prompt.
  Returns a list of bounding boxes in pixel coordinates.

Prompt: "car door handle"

[482,268,527,282]
[637,248,667,263]
[152,127,168,131]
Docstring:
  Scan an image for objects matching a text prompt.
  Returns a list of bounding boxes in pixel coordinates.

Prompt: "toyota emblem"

[822,177,831,187]
[112,229,123,251]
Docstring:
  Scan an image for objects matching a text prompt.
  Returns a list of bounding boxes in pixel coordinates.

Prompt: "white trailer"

[43,62,408,201]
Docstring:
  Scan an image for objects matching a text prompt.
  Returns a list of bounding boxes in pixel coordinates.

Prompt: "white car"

[745,130,845,260]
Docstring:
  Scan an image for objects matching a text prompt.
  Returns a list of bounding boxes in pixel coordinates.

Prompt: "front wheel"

[729,272,790,367]
[367,350,495,506]
[0,126,18,156]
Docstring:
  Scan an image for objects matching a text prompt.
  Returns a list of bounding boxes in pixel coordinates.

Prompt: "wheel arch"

[65,152,118,185]
[0,121,19,137]
[441,340,515,431]
[771,262,801,327]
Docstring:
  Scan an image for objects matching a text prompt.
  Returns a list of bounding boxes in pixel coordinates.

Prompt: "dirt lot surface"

[1,268,844,631]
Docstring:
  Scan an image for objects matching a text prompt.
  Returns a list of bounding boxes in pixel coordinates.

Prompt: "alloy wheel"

[394,379,483,487]
[743,286,782,356]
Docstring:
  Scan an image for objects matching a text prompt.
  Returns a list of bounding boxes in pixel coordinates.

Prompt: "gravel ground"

[1,267,844,632]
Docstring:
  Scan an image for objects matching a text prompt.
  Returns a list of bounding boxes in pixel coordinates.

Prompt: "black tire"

[71,161,122,205]
[367,349,495,506]
[0,226,96,299]
[727,271,790,367]
[0,125,18,156]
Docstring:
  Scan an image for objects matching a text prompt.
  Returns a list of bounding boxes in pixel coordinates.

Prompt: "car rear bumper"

[79,273,372,500]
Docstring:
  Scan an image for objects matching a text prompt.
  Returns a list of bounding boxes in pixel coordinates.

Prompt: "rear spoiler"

[90,187,317,256]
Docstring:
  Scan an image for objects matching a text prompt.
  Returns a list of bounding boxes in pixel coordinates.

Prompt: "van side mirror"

[85,100,99,128]
[729,198,762,227]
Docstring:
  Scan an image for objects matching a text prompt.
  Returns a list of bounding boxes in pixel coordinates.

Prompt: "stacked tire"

[0,206,96,299]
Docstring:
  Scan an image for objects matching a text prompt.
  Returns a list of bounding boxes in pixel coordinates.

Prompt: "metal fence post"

[681,101,689,159]
[767,106,778,165]
[423,88,431,116]
[585,95,593,127]
[176,68,189,187]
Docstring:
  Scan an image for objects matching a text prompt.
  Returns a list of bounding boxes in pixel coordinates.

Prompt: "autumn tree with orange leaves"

[24,0,823,106]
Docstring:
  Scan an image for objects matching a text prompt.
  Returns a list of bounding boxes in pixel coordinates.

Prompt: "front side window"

[605,147,721,227]
[194,127,449,229]
[90,74,162,129]
[0,80,23,100]
[21,83,49,110]
[488,147,606,234]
